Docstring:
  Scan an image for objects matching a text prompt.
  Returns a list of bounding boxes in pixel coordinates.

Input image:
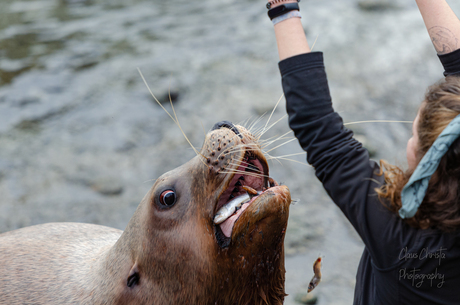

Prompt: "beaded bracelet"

[272,10,301,25]
[266,0,300,10]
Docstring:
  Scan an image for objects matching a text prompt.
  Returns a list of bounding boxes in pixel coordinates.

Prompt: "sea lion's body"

[0,123,291,305]
[0,223,121,304]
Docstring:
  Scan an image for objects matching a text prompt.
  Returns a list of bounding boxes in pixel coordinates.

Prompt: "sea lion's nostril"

[211,121,243,139]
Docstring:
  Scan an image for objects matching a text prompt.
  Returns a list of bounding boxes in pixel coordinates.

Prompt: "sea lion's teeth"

[214,193,250,225]
[242,186,258,199]
[235,180,242,187]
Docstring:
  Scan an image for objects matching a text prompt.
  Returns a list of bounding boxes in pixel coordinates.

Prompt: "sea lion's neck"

[90,204,148,304]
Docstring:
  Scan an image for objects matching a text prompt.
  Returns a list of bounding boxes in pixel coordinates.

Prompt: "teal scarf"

[400,114,460,219]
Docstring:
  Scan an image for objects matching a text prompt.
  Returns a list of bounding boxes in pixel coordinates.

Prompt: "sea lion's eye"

[159,190,176,207]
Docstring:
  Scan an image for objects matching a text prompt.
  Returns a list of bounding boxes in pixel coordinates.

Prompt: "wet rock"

[357,0,401,11]
[90,177,124,196]
[62,0,92,5]
[116,140,137,152]
[285,223,324,255]
[0,59,33,86]
[157,90,181,105]
[295,292,318,304]
[15,119,42,132]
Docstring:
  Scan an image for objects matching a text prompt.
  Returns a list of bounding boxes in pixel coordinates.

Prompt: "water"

[1,0,459,304]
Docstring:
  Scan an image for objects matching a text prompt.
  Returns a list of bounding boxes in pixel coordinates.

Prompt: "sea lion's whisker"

[225,170,264,180]
[245,116,258,133]
[142,178,159,184]
[233,159,252,166]
[267,156,311,167]
[267,152,306,159]
[260,131,294,149]
[250,119,270,137]
[223,143,261,155]
[224,160,253,169]
[167,85,207,163]
[252,125,274,140]
[249,125,264,138]
[223,167,263,175]
[137,68,207,166]
[256,114,288,140]
[260,137,296,148]
[260,131,294,147]
[310,34,319,51]
[248,114,267,134]
[225,161,265,173]
[138,68,176,124]
[255,113,288,139]
[227,162,263,174]
[264,152,283,166]
[215,133,250,159]
[226,143,260,153]
[264,138,297,153]
[219,170,268,179]
[258,132,293,143]
[258,130,293,142]
[343,120,413,126]
[260,93,284,137]
[238,116,254,130]
[223,147,263,157]
[257,114,288,138]
[250,106,282,137]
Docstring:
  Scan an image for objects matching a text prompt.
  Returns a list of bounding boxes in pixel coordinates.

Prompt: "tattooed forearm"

[428,26,459,54]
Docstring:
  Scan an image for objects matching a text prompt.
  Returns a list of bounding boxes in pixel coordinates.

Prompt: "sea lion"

[0,121,291,305]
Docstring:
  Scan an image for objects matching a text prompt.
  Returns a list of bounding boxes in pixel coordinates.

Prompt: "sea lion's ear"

[127,262,140,288]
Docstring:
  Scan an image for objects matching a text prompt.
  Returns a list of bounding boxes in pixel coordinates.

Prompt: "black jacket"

[279,50,460,305]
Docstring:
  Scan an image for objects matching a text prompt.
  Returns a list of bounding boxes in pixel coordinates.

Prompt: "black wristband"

[266,0,300,9]
[267,3,300,20]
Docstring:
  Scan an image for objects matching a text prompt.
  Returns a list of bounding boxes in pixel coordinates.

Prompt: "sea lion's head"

[112,121,291,305]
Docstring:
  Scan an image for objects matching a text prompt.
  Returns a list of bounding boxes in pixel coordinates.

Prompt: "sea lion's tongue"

[219,200,252,237]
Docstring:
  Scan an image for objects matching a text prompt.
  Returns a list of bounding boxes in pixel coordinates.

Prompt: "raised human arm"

[269,1,310,60]
[269,0,404,267]
[416,0,460,54]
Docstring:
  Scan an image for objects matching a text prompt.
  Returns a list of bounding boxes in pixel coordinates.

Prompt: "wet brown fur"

[0,126,290,305]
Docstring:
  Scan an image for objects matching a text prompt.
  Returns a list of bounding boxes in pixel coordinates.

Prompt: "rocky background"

[1,0,459,304]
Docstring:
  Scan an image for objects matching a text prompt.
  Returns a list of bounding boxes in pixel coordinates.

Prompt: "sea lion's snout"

[211,120,243,138]
[201,123,290,250]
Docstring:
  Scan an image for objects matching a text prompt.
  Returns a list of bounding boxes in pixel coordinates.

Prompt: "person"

[267,0,460,304]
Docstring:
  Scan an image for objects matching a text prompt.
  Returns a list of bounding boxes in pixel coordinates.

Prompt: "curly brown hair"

[376,76,460,232]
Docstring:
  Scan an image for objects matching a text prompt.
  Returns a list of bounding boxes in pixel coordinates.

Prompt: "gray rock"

[90,177,124,196]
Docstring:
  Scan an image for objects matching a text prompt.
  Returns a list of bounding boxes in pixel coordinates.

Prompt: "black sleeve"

[279,52,418,268]
[438,48,460,76]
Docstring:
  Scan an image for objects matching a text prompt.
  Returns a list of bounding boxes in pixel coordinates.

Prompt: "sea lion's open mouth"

[213,149,279,244]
